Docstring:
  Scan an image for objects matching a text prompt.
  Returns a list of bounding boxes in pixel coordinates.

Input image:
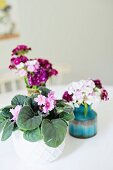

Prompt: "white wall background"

[0,0,113,85]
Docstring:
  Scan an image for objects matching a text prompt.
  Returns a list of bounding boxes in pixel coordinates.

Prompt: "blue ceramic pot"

[69,104,97,138]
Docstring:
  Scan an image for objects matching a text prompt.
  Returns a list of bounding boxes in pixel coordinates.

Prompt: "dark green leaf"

[42,119,67,148]
[59,112,74,121]
[0,114,6,122]
[38,86,50,97]
[11,95,28,106]
[56,107,64,114]
[24,96,39,113]
[0,120,7,133]
[23,128,42,142]
[17,106,42,130]
[0,106,13,118]
[1,121,14,141]
[56,100,66,107]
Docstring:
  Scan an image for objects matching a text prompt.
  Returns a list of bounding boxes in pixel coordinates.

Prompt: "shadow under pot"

[69,104,97,139]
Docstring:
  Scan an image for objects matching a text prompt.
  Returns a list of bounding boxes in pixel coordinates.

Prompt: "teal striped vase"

[69,105,97,138]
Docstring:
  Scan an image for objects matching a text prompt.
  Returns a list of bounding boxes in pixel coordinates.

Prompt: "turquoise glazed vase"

[69,104,97,138]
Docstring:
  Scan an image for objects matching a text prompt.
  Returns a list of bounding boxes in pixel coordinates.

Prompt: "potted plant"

[9,45,58,96]
[0,87,74,165]
[62,79,109,138]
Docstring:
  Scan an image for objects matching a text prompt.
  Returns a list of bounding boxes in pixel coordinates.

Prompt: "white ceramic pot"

[12,131,65,167]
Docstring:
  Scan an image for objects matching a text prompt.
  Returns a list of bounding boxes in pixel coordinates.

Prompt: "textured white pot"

[12,131,65,167]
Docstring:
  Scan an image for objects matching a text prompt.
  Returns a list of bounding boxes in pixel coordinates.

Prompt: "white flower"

[85,95,94,105]
[16,62,25,69]
[26,60,37,66]
[86,80,95,88]
[18,69,27,77]
[27,65,35,72]
[82,86,93,95]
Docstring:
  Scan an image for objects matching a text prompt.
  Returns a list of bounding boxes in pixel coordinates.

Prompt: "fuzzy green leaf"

[42,119,67,148]
[23,128,42,142]
[0,120,7,133]
[0,106,13,118]
[59,112,74,121]
[11,95,28,106]
[38,86,50,97]
[17,106,42,130]
[1,121,14,141]
[24,95,39,113]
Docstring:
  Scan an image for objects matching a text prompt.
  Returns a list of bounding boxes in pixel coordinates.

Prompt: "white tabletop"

[0,86,113,170]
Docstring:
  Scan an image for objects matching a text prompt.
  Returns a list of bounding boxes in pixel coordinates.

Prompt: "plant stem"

[84,103,88,117]
[24,77,29,88]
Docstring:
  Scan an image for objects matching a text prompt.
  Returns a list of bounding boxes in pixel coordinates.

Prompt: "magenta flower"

[9,65,16,70]
[13,57,21,65]
[49,69,58,76]
[93,79,102,89]
[12,45,31,55]
[62,91,73,102]
[43,98,55,113]
[10,105,22,122]
[101,89,109,101]
[34,95,46,105]
[38,58,58,77]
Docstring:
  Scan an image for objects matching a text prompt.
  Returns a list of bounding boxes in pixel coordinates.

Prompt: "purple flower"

[28,68,48,86]
[62,91,73,102]
[38,58,58,77]
[101,89,109,101]
[93,79,102,89]
[20,56,28,63]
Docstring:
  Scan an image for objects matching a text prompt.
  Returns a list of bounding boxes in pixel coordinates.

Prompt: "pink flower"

[10,105,22,122]
[34,63,39,69]
[34,95,46,105]
[27,65,35,72]
[48,91,55,100]
[18,69,27,77]
[43,98,55,113]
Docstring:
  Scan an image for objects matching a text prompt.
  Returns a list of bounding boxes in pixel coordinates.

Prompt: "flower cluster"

[9,45,58,87]
[63,79,109,107]
[34,91,56,114]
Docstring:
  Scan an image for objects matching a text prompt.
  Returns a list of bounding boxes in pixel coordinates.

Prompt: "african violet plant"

[0,87,74,148]
[9,45,58,93]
